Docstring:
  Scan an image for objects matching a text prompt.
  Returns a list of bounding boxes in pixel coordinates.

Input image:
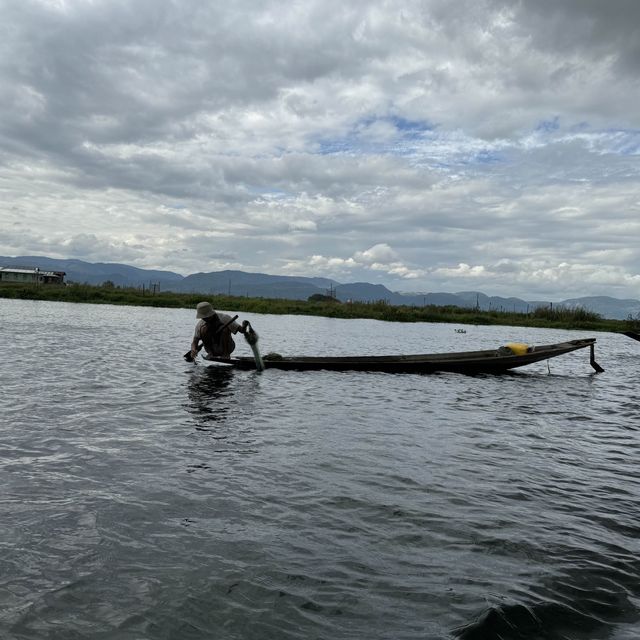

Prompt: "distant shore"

[1,282,638,335]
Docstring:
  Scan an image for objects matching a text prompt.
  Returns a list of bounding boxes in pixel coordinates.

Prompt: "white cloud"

[354,244,398,264]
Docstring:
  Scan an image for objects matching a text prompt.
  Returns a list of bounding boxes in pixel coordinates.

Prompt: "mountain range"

[2,255,639,321]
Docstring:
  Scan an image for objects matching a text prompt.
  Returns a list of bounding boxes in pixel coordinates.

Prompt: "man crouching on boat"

[189,301,248,361]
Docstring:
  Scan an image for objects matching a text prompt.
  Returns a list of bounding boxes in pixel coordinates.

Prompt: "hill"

[2,255,639,320]
[0,255,182,287]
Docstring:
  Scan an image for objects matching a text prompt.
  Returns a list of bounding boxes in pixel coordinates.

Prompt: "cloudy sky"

[1,0,639,299]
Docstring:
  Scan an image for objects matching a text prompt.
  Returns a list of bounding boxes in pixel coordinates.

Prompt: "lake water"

[1,298,639,640]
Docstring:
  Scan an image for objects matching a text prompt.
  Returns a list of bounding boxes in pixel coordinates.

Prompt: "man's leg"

[220,332,236,359]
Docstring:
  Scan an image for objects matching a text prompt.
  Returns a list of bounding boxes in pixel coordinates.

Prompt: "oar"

[184,314,239,362]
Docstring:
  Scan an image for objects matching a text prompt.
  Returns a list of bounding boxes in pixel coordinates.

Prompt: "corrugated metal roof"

[0,267,63,276]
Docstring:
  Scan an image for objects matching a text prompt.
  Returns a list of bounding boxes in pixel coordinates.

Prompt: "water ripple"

[2,300,640,639]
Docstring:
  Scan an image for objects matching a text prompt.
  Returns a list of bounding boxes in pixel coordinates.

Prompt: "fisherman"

[189,301,248,361]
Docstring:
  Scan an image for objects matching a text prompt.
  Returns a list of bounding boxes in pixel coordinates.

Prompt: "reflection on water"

[183,364,263,458]
[185,365,237,429]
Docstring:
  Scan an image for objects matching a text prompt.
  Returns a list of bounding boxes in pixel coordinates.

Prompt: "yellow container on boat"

[504,342,529,356]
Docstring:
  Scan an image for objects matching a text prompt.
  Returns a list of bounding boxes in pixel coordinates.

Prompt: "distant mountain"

[561,296,640,321]
[2,255,639,320]
[0,255,182,287]
[168,269,338,298]
[335,282,409,305]
[453,291,533,313]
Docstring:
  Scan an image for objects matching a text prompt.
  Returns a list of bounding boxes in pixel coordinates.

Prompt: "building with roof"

[0,266,66,285]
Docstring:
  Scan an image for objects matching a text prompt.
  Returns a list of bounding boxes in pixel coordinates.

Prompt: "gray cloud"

[0,0,639,299]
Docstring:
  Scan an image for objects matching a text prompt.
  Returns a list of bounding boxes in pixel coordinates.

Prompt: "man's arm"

[190,322,203,359]
[218,314,245,334]
[231,321,247,334]
[190,336,200,360]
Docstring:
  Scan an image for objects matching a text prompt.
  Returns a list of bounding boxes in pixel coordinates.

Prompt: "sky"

[1,0,639,300]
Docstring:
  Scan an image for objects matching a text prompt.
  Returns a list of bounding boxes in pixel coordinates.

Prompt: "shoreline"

[1,283,637,335]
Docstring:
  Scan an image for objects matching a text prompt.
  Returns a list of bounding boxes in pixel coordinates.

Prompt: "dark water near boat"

[1,298,639,640]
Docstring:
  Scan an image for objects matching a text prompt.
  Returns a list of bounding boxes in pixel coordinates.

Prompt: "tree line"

[1,281,638,334]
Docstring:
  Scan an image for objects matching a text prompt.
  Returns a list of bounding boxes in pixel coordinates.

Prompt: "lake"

[1,298,639,639]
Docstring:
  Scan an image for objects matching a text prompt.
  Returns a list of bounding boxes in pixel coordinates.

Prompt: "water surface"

[1,299,639,639]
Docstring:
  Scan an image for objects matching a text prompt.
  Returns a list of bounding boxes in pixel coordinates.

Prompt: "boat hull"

[203,338,599,374]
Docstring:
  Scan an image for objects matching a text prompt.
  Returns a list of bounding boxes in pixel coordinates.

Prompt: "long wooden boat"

[202,337,603,374]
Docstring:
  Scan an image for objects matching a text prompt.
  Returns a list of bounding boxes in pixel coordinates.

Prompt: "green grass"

[2,281,638,334]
